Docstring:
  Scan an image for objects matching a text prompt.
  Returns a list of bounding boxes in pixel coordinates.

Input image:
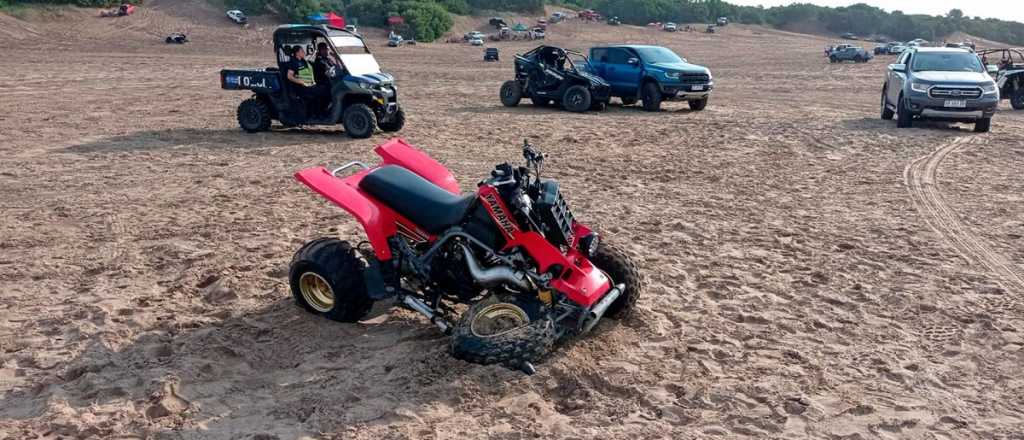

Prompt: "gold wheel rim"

[470,303,529,338]
[299,272,334,312]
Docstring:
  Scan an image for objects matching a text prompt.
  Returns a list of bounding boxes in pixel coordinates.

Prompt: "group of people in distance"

[284,42,341,116]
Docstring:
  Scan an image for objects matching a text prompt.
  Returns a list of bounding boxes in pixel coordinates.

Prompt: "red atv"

[290,138,642,371]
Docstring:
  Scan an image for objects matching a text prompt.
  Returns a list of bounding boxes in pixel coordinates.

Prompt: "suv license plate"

[945,99,967,108]
[690,85,704,91]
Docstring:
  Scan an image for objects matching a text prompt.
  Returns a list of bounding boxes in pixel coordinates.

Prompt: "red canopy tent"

[324,11,345,28]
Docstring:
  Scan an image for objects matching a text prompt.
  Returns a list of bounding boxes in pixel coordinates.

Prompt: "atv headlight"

[982,83,998,95]
[910,82,931,93]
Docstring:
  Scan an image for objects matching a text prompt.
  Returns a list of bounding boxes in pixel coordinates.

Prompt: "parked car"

[705,24,716,33]
[588,45,713,111]
[484,48,499,62]
[225,9,244,24]
[464,31,485,41]
[663,22,678,32]
[829,46,873,63]
[469,36,484,46]
[717,17,729,26]
[489,17,507,29]
[532,27,545,39]
[978,48,1024,109]
[881,47,999,132]
[841,32,858,40]
[165,32,188,44]
[607,16,621,26]
[388,34,404,47]
[890,45,908,55]
[500,45,611,112]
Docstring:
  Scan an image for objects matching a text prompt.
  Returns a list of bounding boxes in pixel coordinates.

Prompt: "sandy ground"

[2,3,1024,439]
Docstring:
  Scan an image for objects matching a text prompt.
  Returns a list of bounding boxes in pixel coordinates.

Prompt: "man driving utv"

[286,46,328,115]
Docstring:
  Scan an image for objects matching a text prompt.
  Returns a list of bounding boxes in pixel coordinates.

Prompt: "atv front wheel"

[451,295,556,367]
[563,85,592,112]
[237,97,271,133]
[641,82,662,112]
[342,103,377,139]
[500,81,523,107]
[379,108,405,132]
[1012,89,1024,110]
[589,241,644,320]
[289,238,374,322]
[688,97,708,111]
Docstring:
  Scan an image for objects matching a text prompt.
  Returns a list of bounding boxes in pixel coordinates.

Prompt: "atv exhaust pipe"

[582,283,625,333]
[460,244,532,291]
[402,295,450,334]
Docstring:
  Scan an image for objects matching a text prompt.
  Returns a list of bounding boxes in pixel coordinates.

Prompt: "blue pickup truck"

[587,45,713,111]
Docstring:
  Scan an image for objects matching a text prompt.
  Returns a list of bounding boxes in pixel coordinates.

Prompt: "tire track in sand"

[904,136,1024,295]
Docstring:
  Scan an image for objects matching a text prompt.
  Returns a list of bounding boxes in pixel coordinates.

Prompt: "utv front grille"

[536,180,575,247]
[928,86,982,99]
[679,73,710,84]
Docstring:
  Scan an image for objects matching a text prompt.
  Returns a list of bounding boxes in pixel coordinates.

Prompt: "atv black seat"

[360,165,475,234]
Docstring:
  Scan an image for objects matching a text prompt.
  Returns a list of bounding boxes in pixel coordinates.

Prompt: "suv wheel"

[1012,89,1024,110]
[974,117,991,133]
[500,81,523,107]
[688,97,708,111]
[641,82,662,112]
[896,95,913,128]
[880,89,894,120]
[562,85,592,112]
[342,103,377,139]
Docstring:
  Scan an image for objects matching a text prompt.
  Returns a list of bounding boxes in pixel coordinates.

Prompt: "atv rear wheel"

[379,108,405,132]
[342,103,377,139]
[1012,89,1024,110]
[641,82,662,112]
[563,85,592,112]
[589,241,643,320]
[688,97,708,111]
[451,295,556,367]
[500,81,523,107]
[237,97,271,133]
[621,97,638,106]
[289,238,374,322]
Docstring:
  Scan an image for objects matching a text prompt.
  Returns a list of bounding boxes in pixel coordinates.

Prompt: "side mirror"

[888,63,906,72]
[627,57,639,66]
[987,65,1000,74]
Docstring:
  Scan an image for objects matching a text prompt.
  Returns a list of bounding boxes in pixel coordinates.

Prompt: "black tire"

[289,238,374,323]
[590,100,607,111]
[1011,89,1024,110]
[688,97,708,111]
[378,108,405,132]
[829,56,837,63]
[165,37,172,44]
[641,82,662,112]
[589,241,643,320]
[896,95,913,128]
[562,85,592,112]
[530,96,553,107]
[450,295,556,366]
[500,80,523,107]
[237,97,271,133]
[880,88,894,120]
[974,117,991,133]
[342,103,377,139]
[621,97,638,106]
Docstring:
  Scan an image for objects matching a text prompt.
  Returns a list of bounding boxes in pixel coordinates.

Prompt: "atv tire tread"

[589,240,644,320]
[451,296,557,366]
[238,97,272,133]
[289,238,374,322]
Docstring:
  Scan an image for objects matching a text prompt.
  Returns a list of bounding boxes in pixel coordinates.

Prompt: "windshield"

[330,35,369,55]
[340,54,381,76]
[912,52,983,72]
[634,47,684,64]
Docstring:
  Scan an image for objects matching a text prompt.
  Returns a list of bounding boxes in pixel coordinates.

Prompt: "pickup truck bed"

[220,68,283,93]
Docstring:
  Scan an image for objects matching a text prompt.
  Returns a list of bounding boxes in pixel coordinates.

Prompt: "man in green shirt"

[286,47,328,115]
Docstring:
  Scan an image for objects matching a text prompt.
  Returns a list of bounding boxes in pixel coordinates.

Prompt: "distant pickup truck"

[588,45,713,111]
[829,46,873,63]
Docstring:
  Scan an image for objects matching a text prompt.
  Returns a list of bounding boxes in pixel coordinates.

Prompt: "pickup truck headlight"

[910,82,930,93]
[664,71,680,79]
[982,83,998,95]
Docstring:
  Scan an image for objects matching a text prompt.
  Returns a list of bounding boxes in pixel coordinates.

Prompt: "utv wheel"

[880,88,894,120]
[621,97,638,106]
[451,295,556,367]
[641,82,662,112]
[974,117,991,133]
[530,96,553,107]
[562,85,592,112]
[688,97,708,111]
[589,241,644,320]
[379,108,405,132]
[289,238,374,323]
[342,103,377,139]
[896,95,913,128]
[500,81,523,107]
[1012,89,1024,110]
[237,97,271,133]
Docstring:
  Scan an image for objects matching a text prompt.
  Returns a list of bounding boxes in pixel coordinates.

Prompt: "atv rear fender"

[374,138,459,194]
